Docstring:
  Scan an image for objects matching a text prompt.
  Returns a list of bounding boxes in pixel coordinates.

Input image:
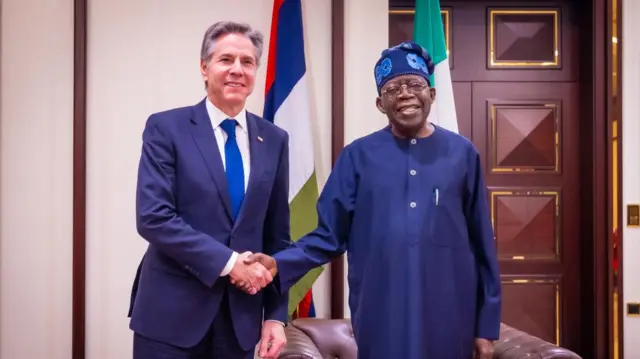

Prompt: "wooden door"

[391,0,583,353]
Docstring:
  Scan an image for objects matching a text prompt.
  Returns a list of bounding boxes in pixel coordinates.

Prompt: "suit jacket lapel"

[236,112,265,224]
[189,99,233,220]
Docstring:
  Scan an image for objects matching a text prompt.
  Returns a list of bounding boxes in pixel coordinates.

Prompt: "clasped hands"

[228,252,277,294]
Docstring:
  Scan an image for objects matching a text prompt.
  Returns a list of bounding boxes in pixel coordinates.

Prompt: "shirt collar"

[205,98,248,133]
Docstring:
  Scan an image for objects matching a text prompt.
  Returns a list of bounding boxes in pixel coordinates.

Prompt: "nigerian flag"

[414,0,459,133]
[263,0,323,317]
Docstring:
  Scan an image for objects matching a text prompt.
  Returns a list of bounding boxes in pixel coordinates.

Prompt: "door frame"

[578,0,616,357]
[327,0,615,358]
[607,0,623,357]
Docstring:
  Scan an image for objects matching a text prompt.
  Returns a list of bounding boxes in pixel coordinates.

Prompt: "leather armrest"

[495,323,582,359]
[278,325,323,359]
[290,319,357,359]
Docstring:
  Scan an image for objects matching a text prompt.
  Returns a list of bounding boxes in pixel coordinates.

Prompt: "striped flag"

[293,290,316,318]
[263,0,323,318]
[414,0,459,133]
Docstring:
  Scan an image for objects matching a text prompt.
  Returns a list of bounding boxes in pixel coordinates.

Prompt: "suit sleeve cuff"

[220,251,238,276]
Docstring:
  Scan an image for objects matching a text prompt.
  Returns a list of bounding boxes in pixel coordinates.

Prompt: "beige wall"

[622,0,640,356]
[0,0,74,358]
[341,0,390,318]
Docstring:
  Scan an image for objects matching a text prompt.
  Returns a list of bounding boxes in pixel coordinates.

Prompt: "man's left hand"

[472,338,493,359]
[257,321,287,358]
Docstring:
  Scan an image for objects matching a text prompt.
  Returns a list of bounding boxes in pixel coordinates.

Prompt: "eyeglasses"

[381,82,428,97]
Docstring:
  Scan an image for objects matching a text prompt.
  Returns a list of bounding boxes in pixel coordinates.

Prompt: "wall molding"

[330,0,345,320]
[72,0,87,357]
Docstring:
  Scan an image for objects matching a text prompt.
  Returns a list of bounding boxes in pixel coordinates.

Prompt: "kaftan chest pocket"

[422,188,469,249]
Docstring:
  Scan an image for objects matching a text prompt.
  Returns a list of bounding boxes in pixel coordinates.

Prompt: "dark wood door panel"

[471,81,580,269]
[500,275,562,345]
[471,82,579,185]
[489,188,562,263]
[452,82,472,140]
[472,81,581,351]
[446,2,578,82]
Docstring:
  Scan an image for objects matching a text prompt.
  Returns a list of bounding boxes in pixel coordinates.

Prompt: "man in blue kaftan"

[237,41,501,359]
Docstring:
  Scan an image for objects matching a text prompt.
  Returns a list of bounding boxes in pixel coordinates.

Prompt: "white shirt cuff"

[265,320,285,326]
[220,251,238,276]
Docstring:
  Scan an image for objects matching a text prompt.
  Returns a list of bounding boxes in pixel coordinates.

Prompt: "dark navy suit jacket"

[128,98,291,351]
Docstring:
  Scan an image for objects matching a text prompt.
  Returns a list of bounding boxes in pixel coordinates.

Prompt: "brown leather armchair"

[278,319,582,359]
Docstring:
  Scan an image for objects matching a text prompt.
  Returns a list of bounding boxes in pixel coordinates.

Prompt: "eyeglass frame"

[380,80,430,97]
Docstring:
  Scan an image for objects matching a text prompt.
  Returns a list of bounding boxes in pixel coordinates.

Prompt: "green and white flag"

[414,0,459,133]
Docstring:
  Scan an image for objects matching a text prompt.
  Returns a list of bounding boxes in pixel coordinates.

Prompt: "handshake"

[228,252,278,295]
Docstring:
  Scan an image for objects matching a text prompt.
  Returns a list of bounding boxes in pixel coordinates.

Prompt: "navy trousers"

[133,293,254,359]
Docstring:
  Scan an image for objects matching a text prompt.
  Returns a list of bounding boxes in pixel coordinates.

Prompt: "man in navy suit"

[128,21,290,359]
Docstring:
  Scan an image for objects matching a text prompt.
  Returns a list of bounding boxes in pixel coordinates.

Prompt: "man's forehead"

[212,34,256,56]
[215,48,255,57]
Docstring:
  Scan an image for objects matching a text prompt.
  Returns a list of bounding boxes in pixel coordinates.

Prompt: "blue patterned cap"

[374,41,435,95]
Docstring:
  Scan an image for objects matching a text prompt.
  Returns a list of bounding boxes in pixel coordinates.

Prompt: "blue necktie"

[220,119,245,220]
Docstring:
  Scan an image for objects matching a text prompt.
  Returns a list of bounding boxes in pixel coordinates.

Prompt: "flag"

[414,0,459,133]
[263,0,322,318]
[292,290,316,319]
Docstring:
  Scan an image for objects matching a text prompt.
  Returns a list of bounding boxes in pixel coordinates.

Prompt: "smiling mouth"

[225,82,245,88]
[396,104,420,113]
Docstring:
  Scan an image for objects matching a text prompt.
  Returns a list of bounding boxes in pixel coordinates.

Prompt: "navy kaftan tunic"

[275,125,501,359]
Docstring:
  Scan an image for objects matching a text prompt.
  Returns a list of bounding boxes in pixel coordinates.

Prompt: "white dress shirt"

[207,100,284,326]
[206,99,249,277]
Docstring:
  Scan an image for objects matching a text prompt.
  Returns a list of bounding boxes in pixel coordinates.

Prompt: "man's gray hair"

[200,21,264,66]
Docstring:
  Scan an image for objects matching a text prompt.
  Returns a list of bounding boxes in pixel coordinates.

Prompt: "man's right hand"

[228,252,273,295]
[244,253,278,277]
[230,253,278,294]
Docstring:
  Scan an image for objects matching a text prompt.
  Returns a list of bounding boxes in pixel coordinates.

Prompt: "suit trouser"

[133,292,254,359]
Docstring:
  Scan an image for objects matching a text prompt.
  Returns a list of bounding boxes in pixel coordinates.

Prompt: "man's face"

[376,74,435,134]
[200,33,257,108]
